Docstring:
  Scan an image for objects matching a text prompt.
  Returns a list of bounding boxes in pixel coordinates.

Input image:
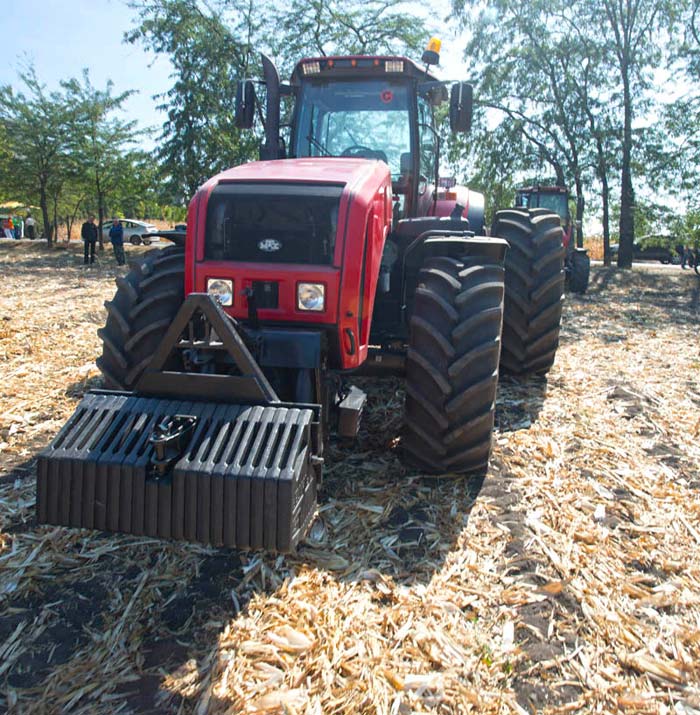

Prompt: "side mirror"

[450,82,473,133]
[235,80,256,129]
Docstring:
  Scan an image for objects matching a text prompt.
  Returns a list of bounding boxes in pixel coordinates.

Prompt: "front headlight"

[297,282,325,311]
[207,278,233,306]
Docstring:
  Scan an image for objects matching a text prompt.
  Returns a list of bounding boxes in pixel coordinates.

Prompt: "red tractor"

[515,185,590,293]
[37,45,565,552]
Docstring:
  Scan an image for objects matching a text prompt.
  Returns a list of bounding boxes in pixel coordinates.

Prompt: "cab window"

[417,95,437,194]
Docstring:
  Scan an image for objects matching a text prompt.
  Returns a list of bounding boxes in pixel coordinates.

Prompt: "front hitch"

[149,415,197,480]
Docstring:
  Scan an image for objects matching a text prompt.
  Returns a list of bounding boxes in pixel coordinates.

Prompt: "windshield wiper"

[306,134,333,157]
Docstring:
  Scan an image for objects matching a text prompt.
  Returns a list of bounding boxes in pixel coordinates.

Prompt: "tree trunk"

[39,183,52,247]
[96,169,105,250]
[554,163,566,187]
[601,169,611,266]
[98,196,105,251]
[574,177,585,248]
[617,67,635,268]
[52,200,59,243]
[67,197,83,241]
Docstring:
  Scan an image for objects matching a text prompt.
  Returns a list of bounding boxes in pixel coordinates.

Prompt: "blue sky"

[0,0,469,150]
[0,0,172,146]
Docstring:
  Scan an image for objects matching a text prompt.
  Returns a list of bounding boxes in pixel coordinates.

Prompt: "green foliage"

[6,0,700,251]
[126,0,262,200]
[61,70,143,242]
[654,2,700,207]
[608,199,679,245]
[668,207,700,249]
[0,66,76,243]
[269,0,427,73]
[450,0,680,265]
[0,64,185,239]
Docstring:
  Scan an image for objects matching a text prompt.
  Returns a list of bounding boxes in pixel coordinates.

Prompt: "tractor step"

[37,391,318,552]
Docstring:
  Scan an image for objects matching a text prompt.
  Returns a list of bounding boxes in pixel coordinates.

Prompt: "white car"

[102,219,159,244]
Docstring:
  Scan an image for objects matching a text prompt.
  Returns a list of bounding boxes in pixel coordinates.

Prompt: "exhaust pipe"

[260,53,281,161]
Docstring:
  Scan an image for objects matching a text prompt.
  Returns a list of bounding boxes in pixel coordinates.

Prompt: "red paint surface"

[185,158,393,370]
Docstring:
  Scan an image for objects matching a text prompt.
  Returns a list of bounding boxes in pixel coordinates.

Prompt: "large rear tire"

[402,256,504,476]
[493,209,565,376]
[96,245,185,390]
[567,249,590,294]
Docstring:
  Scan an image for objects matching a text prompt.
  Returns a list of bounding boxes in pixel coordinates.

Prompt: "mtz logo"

[258,238,282,252]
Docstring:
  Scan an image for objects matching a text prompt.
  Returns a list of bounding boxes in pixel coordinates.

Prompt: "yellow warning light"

[422,37,441,66]
[427,37,442,54]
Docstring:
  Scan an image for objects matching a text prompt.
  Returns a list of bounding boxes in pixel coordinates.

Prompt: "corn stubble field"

[0,241,699,715]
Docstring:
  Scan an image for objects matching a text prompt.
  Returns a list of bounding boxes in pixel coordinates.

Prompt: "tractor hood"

[205,157,391,189]
[184,157,393,371]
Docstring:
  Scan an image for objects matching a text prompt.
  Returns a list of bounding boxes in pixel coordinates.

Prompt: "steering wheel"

[340,145,388,163]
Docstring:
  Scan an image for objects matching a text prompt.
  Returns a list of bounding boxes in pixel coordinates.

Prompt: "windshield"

[518,191,568,220]
[293,79,411,178]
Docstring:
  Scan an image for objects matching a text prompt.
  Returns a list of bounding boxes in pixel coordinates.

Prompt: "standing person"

[681,245,692,269]
[81,215,98,265]
[25,213,36,240]
[109,218,125,265]
[3,216,14,239]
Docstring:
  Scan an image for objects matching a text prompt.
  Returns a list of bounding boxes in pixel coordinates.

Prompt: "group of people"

[2,214,35,239]
[80,216,126,266]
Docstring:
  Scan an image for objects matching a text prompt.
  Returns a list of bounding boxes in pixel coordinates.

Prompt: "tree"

[653,0,700,207]
[451,0,607,243]
[0,66,74,245]
[64,70,141,248]
[269,0,425,69]
[126,0,427,198]
[0,124,11,202]
[565,26,619,265]
[594,0,674,267]
[126,0,261,199]
[453,0,678,268]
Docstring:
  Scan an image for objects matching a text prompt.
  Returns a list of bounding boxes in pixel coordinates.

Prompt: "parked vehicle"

[610,236,674,264]
[101,219,158,243]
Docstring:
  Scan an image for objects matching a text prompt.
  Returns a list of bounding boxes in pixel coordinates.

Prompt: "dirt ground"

[1,240,699,715]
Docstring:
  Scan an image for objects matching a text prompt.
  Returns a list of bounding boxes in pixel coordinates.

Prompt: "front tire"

[493,209,565,375]
[96,245,185,389]
[402,256,504,476]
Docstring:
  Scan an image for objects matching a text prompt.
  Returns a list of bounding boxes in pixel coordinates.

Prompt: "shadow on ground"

[0,375,490,714]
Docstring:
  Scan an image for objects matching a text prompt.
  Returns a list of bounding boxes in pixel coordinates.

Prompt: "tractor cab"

[235,42,475,222]
[515,185,570,224]
[515,185,572,249]
[288,57,446,219]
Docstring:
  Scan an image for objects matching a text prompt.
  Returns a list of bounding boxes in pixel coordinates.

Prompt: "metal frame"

[136,293,280,404]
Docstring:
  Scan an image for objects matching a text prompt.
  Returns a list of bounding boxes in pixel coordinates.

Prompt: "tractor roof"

[290,55,440,84]
[517,185,568,194]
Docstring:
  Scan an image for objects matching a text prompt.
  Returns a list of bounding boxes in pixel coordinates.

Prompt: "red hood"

[207,157,388,187]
